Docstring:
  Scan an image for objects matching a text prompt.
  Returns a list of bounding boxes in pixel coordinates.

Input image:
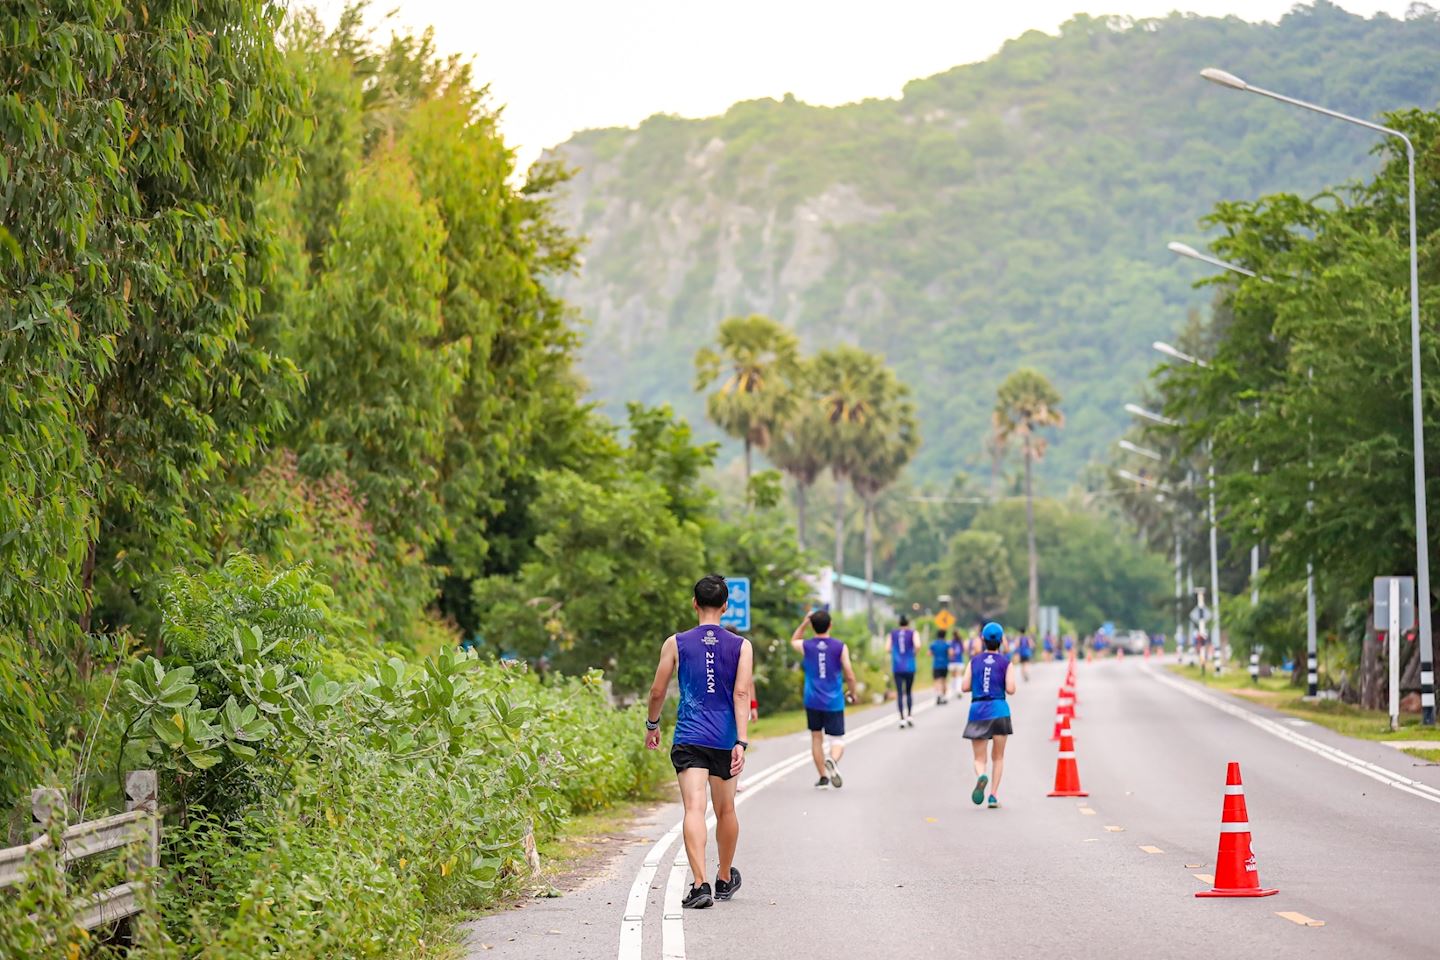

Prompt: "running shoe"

[906,717,915,728]
[681,883,714,909]
[971,774,989,805]
[898,719,906,730]
[714,867,742,901]
[814,776,830,788]
[824,757,843,788]
[987,795,1000,809]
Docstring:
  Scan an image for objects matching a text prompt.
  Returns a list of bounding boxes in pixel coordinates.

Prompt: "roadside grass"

[1403,748,1440,763]
[750,707,809,739]
[1167,663,1440,742]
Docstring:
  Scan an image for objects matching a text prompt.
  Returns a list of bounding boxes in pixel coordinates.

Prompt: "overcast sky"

[310,1,1417,169]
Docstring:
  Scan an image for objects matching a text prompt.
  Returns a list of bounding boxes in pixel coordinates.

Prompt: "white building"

[806,566,898,624]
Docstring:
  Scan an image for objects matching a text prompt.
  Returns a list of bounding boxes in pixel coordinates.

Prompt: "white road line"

[626,701,937,960]
[1147,668,1440,805]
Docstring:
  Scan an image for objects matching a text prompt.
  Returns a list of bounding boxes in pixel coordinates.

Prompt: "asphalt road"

[464,657,1440,959]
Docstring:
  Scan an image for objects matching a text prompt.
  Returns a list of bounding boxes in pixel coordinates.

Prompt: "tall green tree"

[694,314,800,487]
[994,369,1065,633]
[852,378,919,631]
[944,531,1015,624]
[768,366,828,550]
[812,345,888,612]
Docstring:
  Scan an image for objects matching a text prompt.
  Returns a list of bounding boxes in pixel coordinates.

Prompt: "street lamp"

[1153,340,1208,368]
[1201,66,1434,724]
[1118,439,1163,461]
[1132,387,1222,665]
[1169,241,1319,697]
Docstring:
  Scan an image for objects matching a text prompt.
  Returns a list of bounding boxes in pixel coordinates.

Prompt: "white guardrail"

[1,770,159,929]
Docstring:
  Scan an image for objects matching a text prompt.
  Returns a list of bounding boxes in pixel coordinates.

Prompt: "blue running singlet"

[889,628,917,673]
[802,636,847,711]
[672,625,745,749]
[968,652,1012,721]
[929,639,950,671]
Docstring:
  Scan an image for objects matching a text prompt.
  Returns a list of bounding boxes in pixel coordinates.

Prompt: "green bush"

[90,554,670,957]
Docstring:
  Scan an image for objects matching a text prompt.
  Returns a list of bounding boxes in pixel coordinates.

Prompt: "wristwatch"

[645,718,659,731]
[735,740,749,750]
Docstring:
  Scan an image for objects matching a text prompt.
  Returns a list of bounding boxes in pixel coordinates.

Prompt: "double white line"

[1148,667,1440,805]
[618,701,935,960]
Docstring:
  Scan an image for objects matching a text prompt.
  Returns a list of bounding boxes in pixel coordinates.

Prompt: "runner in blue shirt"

[961,621,1017,809]
[888,616,918,729]
[1016,633,1034,682]
[929,630,951,705]
[645,575,754,908]
[791,610,857,788]
[948,633,967,699]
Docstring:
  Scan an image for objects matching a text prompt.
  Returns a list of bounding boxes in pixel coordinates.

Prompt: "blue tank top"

[672,624,744,749]
[929,639,950,669]
[889,629,916,673]
[970,652,1010,701]
[802,636,846,711]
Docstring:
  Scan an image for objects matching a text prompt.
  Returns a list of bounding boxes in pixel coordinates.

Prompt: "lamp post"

[1201,66,1432,721]
[1127,401,1221,659]
[1119,439,1182,653]
[1128,399,1221,660]
[1169,241,1320,696]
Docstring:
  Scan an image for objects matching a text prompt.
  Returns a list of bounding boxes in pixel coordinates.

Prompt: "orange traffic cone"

[1051,688,1075,739]
[1047,717,1087,797]
[1196,762,1277,899]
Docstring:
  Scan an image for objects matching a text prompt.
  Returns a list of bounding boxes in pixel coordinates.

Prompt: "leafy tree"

[943,531,1015,624]
[851,375,920,631]
[811,345,889,612]
[694,314,800,487]
[767,365,829,549]
[287,146,467,638]
[993,369,1065,632]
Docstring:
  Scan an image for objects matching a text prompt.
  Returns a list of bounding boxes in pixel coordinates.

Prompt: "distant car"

[1115,630,1148,655]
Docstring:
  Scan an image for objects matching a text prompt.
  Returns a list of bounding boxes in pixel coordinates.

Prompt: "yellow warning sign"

[933,610,956,631]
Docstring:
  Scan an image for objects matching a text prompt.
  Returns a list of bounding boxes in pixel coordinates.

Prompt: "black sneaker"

[814,776,830,788]
[681,883,714,909]
[714,867,742,901]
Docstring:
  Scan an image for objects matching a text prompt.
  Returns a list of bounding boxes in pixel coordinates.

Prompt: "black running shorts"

[671,743,736,780]
[805,708,845,736]
[932,667,948,679]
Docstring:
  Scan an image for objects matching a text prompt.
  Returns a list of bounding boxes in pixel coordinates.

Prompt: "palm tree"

[851,377,918,634]
[811,345,886,614]
[993,368,1064,635]
[694,314,799,487]
[768,368,827,549]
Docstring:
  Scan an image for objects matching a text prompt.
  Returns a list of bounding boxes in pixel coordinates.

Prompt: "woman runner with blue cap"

[961,621,1016,808]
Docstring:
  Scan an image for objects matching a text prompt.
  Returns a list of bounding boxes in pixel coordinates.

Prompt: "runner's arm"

[1005,662,1017,696]
[731,641,754,775]
[789,613,811,652]
[840,644,859,700]
[960,659,973,693]
[644,636,677,749]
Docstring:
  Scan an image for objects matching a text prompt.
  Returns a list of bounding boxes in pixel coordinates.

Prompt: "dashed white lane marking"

[1276,911,1325,927]
[1139,845,1164,854]
[1147,668,1440,805]
[626,699,942,960]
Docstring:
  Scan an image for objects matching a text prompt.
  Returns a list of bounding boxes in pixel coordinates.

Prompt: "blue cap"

[981,621,1005,643]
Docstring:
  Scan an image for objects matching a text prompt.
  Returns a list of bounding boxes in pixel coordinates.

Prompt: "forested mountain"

[548,2,1440,487]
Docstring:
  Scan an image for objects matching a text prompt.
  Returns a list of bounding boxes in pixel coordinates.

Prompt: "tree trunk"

[78,538,97,683]
[863,492,876,637]
[833,478,846,615]
[1025,439,1039,635]
[795,482,808,551]
[743,437,752,488]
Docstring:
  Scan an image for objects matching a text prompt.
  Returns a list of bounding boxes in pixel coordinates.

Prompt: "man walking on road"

[888,615,917,729]
[645,574,754,908]
[962,621,1016,809]
[792,610,857,788]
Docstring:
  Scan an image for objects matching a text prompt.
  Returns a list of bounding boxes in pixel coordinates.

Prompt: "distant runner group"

[645,575,1022,909]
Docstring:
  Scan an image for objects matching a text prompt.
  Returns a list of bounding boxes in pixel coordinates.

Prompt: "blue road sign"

[721,576,751,633]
